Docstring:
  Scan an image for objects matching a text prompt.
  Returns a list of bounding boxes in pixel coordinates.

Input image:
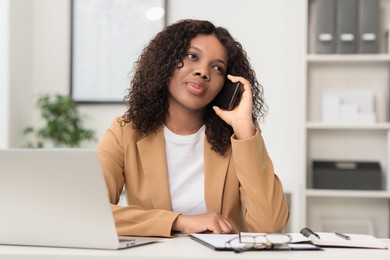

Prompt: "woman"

[97,19,289,237]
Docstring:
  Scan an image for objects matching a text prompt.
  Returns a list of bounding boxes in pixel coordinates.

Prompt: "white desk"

[1,236,390,260]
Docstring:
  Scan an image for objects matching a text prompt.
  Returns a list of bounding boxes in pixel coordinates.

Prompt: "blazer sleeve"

[97,118,179,237]
[230,127,289,233]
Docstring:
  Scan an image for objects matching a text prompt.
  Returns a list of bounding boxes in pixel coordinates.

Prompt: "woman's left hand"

[213,74,256,140]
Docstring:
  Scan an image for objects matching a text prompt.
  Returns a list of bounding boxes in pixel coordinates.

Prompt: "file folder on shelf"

[316,0,336,53]
[336,0,358,53]
[358,0,379,53]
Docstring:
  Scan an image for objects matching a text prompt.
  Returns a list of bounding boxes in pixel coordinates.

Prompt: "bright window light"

[145,6,164,21]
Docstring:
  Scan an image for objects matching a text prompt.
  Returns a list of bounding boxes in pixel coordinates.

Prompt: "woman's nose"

[193,67,210,82]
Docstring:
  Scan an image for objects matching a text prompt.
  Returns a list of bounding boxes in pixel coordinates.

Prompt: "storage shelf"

[306,54,390,63]
[304,0,390,238]
[306,122,390,130]
[305,189,390,199]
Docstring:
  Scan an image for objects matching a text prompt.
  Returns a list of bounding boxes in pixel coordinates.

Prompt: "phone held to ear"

[213,80,242,111]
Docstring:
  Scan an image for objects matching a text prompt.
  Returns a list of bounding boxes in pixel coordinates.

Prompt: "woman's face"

[167,34,228,112]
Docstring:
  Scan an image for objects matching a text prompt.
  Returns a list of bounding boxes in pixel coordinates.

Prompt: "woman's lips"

[186,81,205,95]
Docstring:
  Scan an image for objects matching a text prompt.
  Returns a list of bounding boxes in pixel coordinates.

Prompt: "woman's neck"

[165,107,204,135]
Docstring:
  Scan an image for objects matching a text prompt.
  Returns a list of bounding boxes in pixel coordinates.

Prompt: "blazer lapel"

[137,128,173,210]
[204,140,231,213]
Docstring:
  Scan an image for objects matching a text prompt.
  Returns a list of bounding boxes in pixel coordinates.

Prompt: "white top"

[163,125,207,215]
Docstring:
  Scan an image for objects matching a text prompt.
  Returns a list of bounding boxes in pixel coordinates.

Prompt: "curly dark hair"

[121,19,266,155]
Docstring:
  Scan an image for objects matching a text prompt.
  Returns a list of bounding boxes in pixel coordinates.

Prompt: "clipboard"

[189,234,320,251]
[190,234,236,251]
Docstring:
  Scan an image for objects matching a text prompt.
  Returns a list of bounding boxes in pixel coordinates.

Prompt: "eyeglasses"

[225,233,292,253]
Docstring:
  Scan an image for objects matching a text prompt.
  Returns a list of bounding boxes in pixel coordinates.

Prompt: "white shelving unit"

[306,189,390,199]
[305,0,390,238]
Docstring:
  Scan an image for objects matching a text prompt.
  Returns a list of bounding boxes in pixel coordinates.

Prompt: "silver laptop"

[0,149,159,250]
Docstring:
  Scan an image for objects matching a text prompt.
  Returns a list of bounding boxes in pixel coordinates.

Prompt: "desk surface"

[1,236,390,260]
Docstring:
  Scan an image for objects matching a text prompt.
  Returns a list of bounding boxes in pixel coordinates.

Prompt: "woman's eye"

[212,65,225,74]
[186,53,198,60]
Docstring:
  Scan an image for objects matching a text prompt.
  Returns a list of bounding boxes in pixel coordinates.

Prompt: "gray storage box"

[312,161,382,190]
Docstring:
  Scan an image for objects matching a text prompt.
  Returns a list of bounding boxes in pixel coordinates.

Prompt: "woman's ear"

[176,59,184,68]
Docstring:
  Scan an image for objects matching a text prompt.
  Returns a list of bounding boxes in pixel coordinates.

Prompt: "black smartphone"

[213,80,242,110]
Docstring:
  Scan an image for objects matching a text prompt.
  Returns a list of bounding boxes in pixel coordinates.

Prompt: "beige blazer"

[97,117,289,237]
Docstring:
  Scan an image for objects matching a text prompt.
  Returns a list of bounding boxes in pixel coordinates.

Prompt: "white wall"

[8,0,35,148]
[0,0,9,148]
[5,0,306,231]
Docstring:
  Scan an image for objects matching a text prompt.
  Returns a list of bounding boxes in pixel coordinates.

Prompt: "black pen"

[300,228,320,239]
[335,232,351,240]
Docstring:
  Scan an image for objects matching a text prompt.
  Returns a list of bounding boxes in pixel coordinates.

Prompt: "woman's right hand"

[172,212,233,234]
[213,75,256,140]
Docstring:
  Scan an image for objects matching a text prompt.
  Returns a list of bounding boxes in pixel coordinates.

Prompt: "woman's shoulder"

[108,116,144,140]
[107,115,164,143]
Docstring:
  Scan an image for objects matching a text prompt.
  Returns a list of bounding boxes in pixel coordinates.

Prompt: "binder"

[316,0,336,53]
[336,0,358,53]
[358,0,379,53]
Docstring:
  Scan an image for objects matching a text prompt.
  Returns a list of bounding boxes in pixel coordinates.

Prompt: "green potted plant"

[23,94,96,148]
